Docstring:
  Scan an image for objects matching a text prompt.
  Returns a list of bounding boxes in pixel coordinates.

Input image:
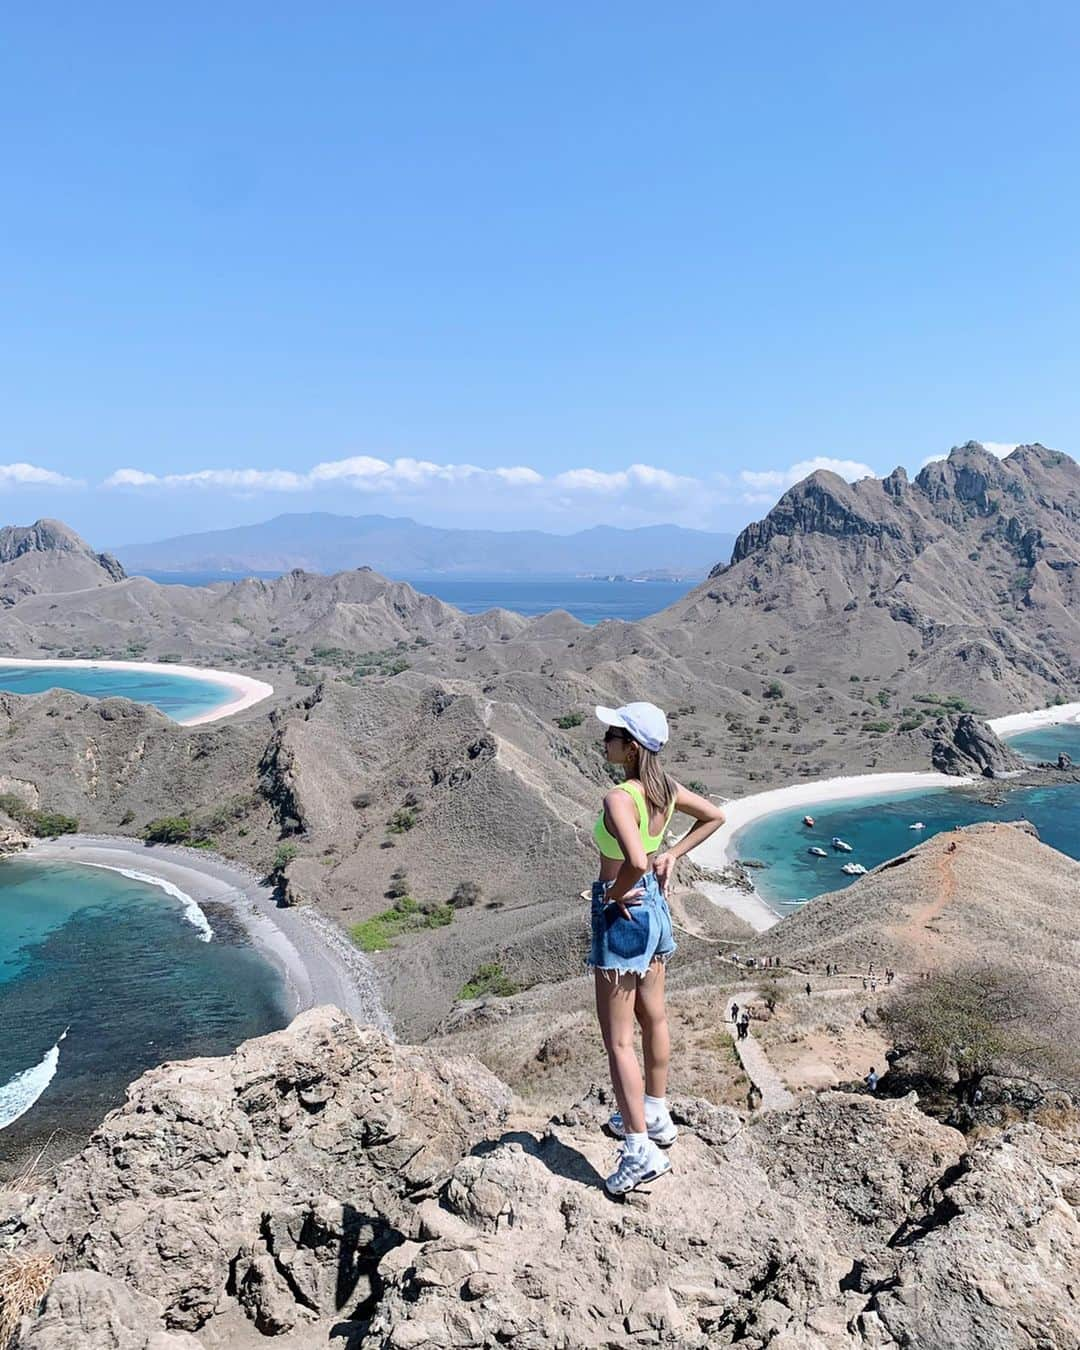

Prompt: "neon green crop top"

[593,782,675,860]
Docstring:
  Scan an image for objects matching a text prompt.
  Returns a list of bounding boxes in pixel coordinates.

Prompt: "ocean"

[138,571,698,623]
[735,723,1080,914]
[0,664,234,722]
[0,859,288,1170]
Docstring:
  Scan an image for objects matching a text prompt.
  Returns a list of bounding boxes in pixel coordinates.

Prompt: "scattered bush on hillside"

[686,779,708,795]
[449,879,481,908]
[865,720,892,733]
[554,712,585,729]
[0,793,78,838]
[459,963,518,1000]
[883,965,1043,1102]
[763,681,784,699]
[387,808,417,834]
[386,868,410,900]
[272,842,298,874]
[142,816,192,844]
[350,896,453,952]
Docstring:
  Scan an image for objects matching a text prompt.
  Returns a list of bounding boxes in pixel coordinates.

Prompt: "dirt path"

[892,838,959,959]
[720,990,796,1112]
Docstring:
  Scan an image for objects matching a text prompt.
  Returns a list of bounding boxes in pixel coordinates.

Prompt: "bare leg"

[594,970,646,1134]
[634,959,670,1099]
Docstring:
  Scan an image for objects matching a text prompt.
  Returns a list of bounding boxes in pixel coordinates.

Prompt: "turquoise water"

[0,664,234,721]
[139,570,697,623]
[1008,721,1080,765]
[736,780,1080,915]
[0,859,289,1169]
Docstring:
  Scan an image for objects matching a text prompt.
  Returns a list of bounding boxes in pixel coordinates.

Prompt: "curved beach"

[988,700,1080,738]
[25,836,390,1033]
[692,770,974,933]
[0,657,273,725]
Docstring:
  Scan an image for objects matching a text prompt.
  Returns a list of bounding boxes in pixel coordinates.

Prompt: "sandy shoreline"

[691,770,974,933]
[988,700,1080,737]
[0,657,273,725]
[25,836,390,1033]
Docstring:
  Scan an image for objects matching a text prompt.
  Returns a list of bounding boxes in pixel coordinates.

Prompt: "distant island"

[112,512,735,581]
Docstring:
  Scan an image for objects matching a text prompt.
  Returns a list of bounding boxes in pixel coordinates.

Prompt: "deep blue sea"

[0,859,288,1169]
[139,570,697,623]
[735,723,1080,915]
[0,664,234,722]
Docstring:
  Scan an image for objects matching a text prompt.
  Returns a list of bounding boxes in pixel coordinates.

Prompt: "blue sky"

[2,3,1078,545]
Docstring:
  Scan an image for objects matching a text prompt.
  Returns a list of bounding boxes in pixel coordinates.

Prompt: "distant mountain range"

[113,513,735,580]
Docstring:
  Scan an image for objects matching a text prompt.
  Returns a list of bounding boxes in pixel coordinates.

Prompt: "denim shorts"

[587,870,676,978]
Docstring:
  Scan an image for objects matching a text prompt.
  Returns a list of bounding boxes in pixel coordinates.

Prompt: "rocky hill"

[5,1006,1078,1348]
[0,520,124,606]
[653,442,1080,715]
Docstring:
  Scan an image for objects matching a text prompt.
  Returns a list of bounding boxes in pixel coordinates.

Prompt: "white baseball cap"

[595,701,669,753]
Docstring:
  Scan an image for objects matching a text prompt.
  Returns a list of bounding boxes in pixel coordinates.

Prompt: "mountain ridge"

[114,512,735,580]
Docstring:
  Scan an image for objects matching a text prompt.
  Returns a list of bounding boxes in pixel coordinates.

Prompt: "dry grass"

[6,1135,58,1195]
[0,1251,55,1348]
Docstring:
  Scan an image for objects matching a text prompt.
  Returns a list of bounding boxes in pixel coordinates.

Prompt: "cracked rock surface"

[8,1007,1080,1348]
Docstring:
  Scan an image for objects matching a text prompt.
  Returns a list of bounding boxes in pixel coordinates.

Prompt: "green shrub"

[272,842,298,873]
[554,712,585,729]
[387,808,417,834]
[687,779,708,794]
[350,895,453,952]
[449,879,481,908]
[763,681,783,700]
[142,816,191,844]
[864,719,892,733]
[460,963,519,1000]
[898,715,925,732]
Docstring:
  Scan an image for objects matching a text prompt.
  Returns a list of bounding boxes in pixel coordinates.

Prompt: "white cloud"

[553,463,695,493]
[0,462,82,488]
[739,456,875,496]
[105,467,307,490]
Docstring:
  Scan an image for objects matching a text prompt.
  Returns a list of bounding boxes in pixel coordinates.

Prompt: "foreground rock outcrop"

[7,1007,1080,1348]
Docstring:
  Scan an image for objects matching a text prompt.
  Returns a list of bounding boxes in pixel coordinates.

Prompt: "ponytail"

[636,745,677,817]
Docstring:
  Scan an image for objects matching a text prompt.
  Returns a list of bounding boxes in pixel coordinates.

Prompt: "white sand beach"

[26,836,390,1033]
[691,770,974,933]
[0,657,273,725]
[988,700,1080,737]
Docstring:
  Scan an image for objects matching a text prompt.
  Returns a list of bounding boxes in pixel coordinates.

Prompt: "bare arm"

[653,784,725,894]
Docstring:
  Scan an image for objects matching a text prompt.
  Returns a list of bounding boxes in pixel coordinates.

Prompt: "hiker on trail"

[805,982,811,997]
[738,1012,750,1040]
[865,1066,879,1092]
[589,701,725,1196]
[731,1001,740,1024]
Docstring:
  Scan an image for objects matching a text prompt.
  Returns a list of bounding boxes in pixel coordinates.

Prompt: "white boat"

[808,846,828,857]
[909,821,926,830]
[841,862,867,876]
[802,815,815,827]
[831,837,853,852]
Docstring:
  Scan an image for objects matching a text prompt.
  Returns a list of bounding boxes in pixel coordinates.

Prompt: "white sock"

[644,1094,668,1119]
[624,1130,649,1154]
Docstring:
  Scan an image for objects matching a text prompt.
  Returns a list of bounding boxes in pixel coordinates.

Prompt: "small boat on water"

[802,815,815,827]
[831,837,853,852]
[808,846,828,857]
[841,862,867,876]
[909,821,926,830]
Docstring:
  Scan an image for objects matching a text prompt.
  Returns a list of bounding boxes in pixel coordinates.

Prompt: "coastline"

[691,770,973,933]
[0,656,273,725]
[988,700,1080,738]
[24,836,390,1034]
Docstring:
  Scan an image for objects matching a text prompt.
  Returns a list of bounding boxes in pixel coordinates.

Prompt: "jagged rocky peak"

[0,517,125,580]
[726,467,897,567]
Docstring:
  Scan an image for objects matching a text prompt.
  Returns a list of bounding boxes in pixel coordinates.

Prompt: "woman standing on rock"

[591,701,725,1194]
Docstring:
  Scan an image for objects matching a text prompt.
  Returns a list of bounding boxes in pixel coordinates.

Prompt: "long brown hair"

[632,743,677,818]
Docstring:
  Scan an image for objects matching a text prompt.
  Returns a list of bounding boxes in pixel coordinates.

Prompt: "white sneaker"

[605,1140,672,1196]
[607,1110,679,1147]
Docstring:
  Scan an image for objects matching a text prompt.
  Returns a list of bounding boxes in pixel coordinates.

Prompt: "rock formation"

[927,712,1027,777]
[7,1007,1079,1348]
[0,520,124,605]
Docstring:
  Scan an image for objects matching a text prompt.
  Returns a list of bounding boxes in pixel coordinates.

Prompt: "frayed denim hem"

[586,952,673,982]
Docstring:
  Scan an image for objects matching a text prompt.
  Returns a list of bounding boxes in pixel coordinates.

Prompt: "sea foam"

[0,1027,68,1130]
[78,862,214,942]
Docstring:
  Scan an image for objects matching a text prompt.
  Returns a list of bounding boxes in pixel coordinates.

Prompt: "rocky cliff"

[0,520,125,605]
[5,1007,1077,1348]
